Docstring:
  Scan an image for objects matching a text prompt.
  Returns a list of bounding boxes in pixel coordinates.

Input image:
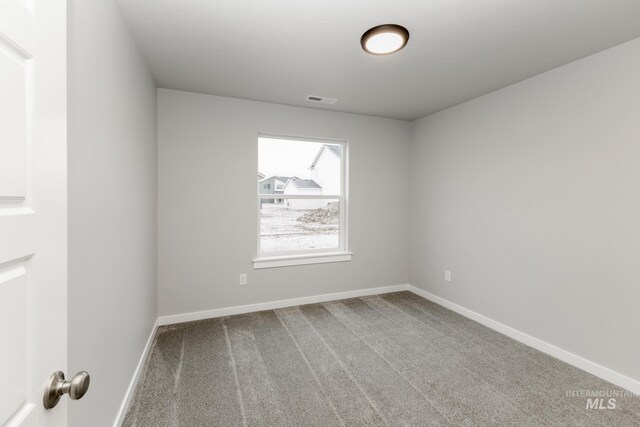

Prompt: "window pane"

[258,137,342,196]
[260,199,340,253]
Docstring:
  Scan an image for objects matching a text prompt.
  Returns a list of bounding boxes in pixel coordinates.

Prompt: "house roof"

[285,178,321,189]
[259,175,295,183]
[309,144,341,169]
[258,172,265,179]
[325,144,341,158]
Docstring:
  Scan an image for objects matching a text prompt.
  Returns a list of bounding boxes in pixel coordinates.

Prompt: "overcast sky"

[258,137,324,178]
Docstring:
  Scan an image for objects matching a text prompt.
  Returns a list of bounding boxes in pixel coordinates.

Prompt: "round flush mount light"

[361,24,410,55]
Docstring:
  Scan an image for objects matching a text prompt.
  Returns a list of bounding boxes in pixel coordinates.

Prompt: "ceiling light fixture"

[361,24,409,55]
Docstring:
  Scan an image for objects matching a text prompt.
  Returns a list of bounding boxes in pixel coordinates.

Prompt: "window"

[254,135,350,269]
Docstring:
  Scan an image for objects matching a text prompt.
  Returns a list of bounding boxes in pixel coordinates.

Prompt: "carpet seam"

[361,296,546,425]
[321,300,454,425]
[299,307,391,426]
[274,309,346,427]
[380,294,599,423]
[222,322,249,427]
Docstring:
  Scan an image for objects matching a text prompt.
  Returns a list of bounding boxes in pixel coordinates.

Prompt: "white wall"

[158,89,410,316]
[410,37,640,382]
[283,184,325,210]
[67,0,157,425]
[314,148,341,195]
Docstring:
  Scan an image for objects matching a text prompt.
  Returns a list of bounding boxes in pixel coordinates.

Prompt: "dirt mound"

[297,201,339,224]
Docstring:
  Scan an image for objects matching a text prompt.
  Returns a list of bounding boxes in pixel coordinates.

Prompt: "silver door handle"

[43,371,90,409]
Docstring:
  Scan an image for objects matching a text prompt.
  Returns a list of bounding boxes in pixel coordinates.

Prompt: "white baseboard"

[406,285,640,395]
[157,284,410,326]
[112,319,159,427]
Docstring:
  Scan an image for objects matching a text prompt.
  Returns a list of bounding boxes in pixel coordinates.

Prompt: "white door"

[0,0,68,426]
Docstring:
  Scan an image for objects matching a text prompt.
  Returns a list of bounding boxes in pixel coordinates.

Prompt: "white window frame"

[253,133,351,269]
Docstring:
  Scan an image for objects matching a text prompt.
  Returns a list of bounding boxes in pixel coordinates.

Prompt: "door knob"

[43,370,90,409]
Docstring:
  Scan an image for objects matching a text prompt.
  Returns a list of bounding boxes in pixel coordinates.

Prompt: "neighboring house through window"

[254,135,350,268]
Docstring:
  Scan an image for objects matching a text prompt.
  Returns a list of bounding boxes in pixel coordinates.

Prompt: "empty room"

[2,0,640,426]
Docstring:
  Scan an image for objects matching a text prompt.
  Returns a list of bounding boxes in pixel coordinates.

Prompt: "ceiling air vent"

[306,95,338,105]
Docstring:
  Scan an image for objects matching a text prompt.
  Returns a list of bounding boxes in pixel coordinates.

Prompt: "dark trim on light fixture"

[360,24,410,55]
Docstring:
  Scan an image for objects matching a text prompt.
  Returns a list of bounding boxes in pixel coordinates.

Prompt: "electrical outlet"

[239,274,247,285]
[444,270,452,282]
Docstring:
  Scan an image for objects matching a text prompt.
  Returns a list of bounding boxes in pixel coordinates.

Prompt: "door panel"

[0,33,28,198]
[0,1,31,198]
[0,0,67,426]
[0,266,28,422]
[0,1,36,424]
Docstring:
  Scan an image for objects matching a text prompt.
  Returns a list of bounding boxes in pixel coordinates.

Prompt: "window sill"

[253,251,352,269]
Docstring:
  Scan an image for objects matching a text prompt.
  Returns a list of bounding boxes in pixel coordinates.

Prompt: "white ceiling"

[116,0,640,120]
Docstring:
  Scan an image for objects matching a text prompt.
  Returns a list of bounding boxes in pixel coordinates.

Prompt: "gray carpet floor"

[122,291,640,426]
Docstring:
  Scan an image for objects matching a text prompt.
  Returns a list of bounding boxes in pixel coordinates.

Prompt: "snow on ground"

[260,203,339,252]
